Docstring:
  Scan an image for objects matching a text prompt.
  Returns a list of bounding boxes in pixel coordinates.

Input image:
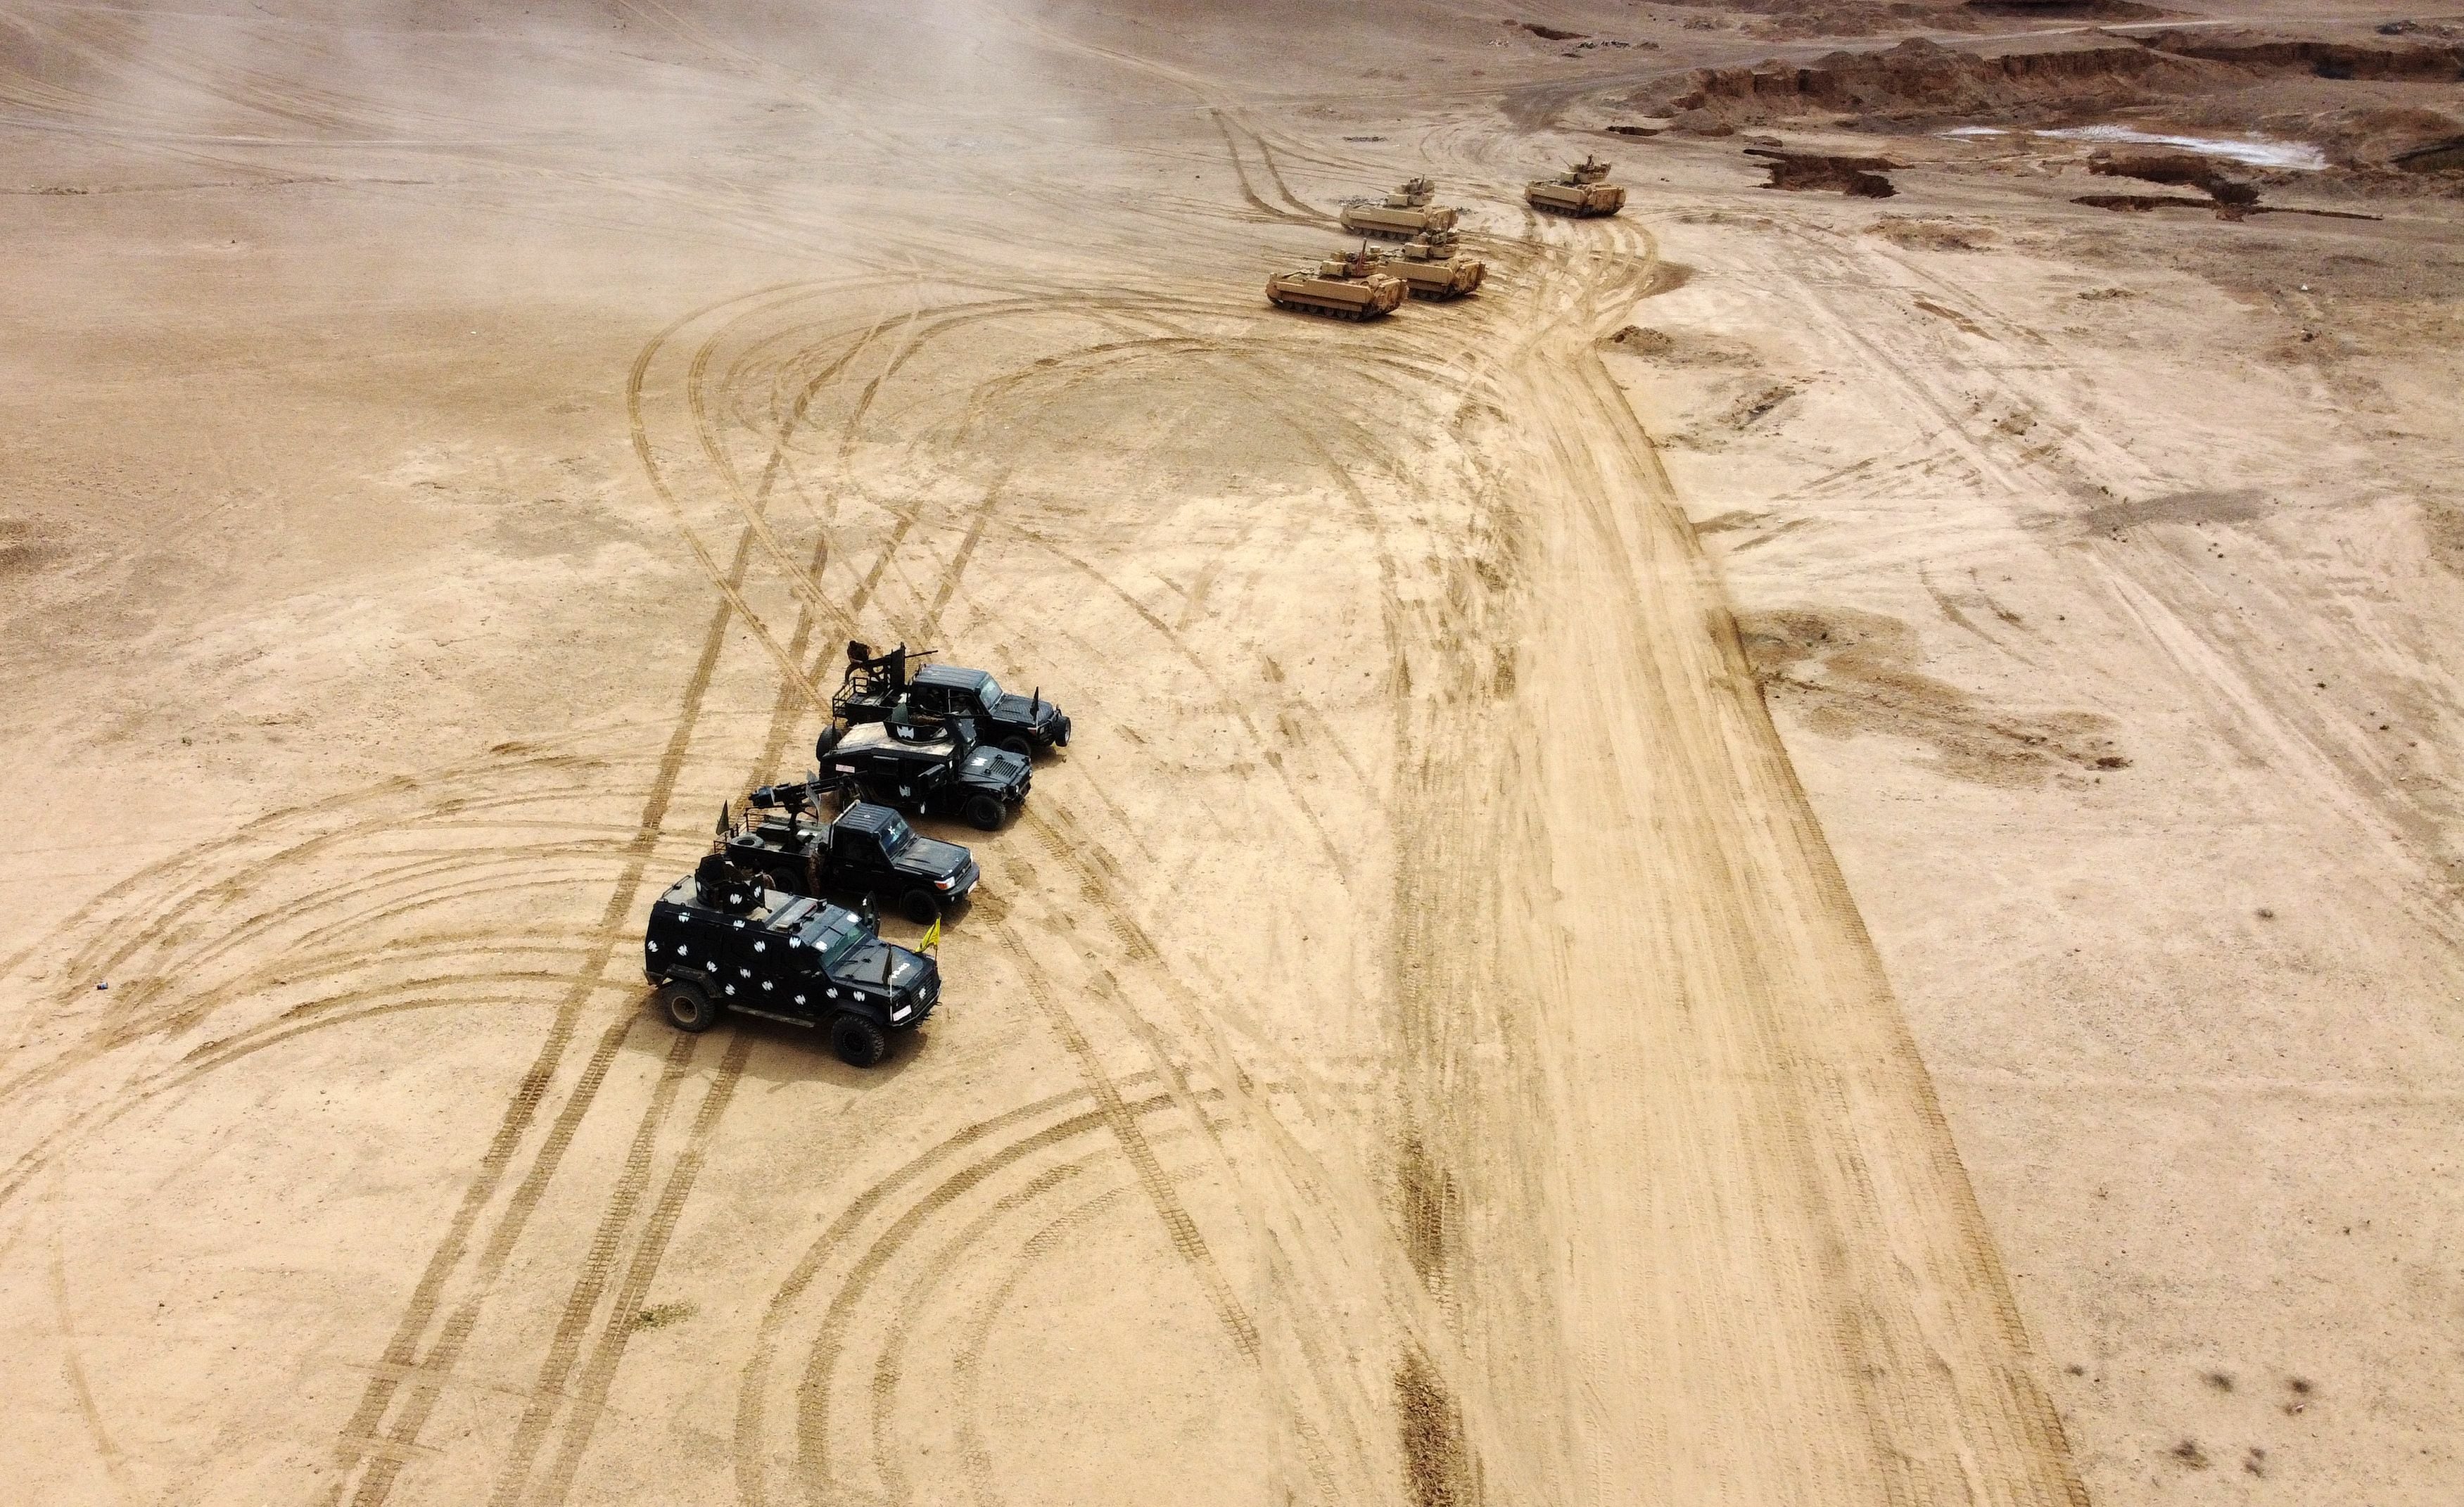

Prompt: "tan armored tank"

[1526,155,1626,217]
[1265,248,1406,320]
[1365,228,1486,300]
[1338,175,1461,240]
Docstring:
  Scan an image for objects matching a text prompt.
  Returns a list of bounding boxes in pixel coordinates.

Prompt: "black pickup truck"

[832,642,1070,758]
[815,717,1030,831]
[726,792,979,923]
[642,853,939,1067]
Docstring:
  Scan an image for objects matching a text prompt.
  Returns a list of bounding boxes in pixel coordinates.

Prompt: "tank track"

[1528,198,1620,218]
[1267,295,1383,321]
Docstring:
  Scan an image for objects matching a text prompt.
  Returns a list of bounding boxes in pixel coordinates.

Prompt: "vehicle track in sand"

[0,751,711,1216]
[6,17,2100,1497]
[1378,202,2086,1503]
[374,287,931,1507]
[317,304,830,1495]
[395,267,1387,1504]
[649,280,1444,1507]
[532,209,1596,1497]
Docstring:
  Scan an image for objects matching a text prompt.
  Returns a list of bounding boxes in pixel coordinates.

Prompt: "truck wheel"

[900,888,941,925]
[998,734,1034,759]
[660,980,718,1034]
[962,794,1005,831]
[830,1013,888,1068]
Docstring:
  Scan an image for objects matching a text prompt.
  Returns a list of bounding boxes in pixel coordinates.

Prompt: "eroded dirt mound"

[1964,0,2169,15]
[2090,148,2260,203]
[1635,27,2464,142]
[1640,37,2211,129]
[1651,0,2167,41]
[1866,213,1998,248]
[1750,146,1899,195]
[1737,607,2129,785]
[2316,106,2464,169]
[2130,27,2464,81]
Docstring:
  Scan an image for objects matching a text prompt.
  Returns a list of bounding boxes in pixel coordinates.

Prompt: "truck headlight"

[935,875,958,890]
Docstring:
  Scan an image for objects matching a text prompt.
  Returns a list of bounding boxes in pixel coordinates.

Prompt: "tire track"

[491,283,920,1505]
[984,917,1259,1354]
[324,321,774,1496]
[528,1027,756,1505]
[732,1082,1138,1507]
[482,1026,701,1507]
[800,1099,1218,1504]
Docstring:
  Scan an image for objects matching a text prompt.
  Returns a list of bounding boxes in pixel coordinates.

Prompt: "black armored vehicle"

[643,852,939,1067]
[723,791,979,923]
[833,642,1071,758]
[816,716,1029,831]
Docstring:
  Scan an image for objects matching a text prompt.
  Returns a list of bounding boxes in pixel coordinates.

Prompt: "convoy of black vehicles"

[638,642,1067,1066]
[644,853,939,1067]
[834,642,1071,758]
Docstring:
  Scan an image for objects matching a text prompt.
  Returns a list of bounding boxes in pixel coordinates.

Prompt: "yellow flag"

[919,916,941,952]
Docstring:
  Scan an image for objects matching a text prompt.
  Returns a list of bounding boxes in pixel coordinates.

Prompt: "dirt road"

[3,3,2457,1505]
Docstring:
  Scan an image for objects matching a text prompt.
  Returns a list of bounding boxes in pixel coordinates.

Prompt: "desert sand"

[1,2,2458,1504]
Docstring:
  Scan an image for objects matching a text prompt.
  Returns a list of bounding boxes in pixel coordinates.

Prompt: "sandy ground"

[1,3,2458,1504]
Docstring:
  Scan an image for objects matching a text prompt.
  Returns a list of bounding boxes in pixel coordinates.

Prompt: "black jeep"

[834,641,1071,758]
[643,852,939,1067]
[816,716,1029,831]
[725,791,979,923]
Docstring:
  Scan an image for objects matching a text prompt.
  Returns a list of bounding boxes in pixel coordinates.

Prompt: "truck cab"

[906,663,1071,755]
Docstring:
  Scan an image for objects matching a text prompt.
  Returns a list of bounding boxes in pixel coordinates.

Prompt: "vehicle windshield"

[795,910,866,969]
[878,813,915,852]
[977,677,1004,713]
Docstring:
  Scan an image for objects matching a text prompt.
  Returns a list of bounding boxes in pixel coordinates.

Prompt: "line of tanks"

[1264,157,1629,321]
[638,643,1072,1067]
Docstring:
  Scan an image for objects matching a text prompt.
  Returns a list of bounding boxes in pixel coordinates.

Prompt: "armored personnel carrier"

[1266,248,1406,321]
[1527,155,1626,217]
[644,852,939,1066]
[833,642,1070,758]
[1366,229,1486,300]
[1339,175,1461,240]
[722,792,979,923]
